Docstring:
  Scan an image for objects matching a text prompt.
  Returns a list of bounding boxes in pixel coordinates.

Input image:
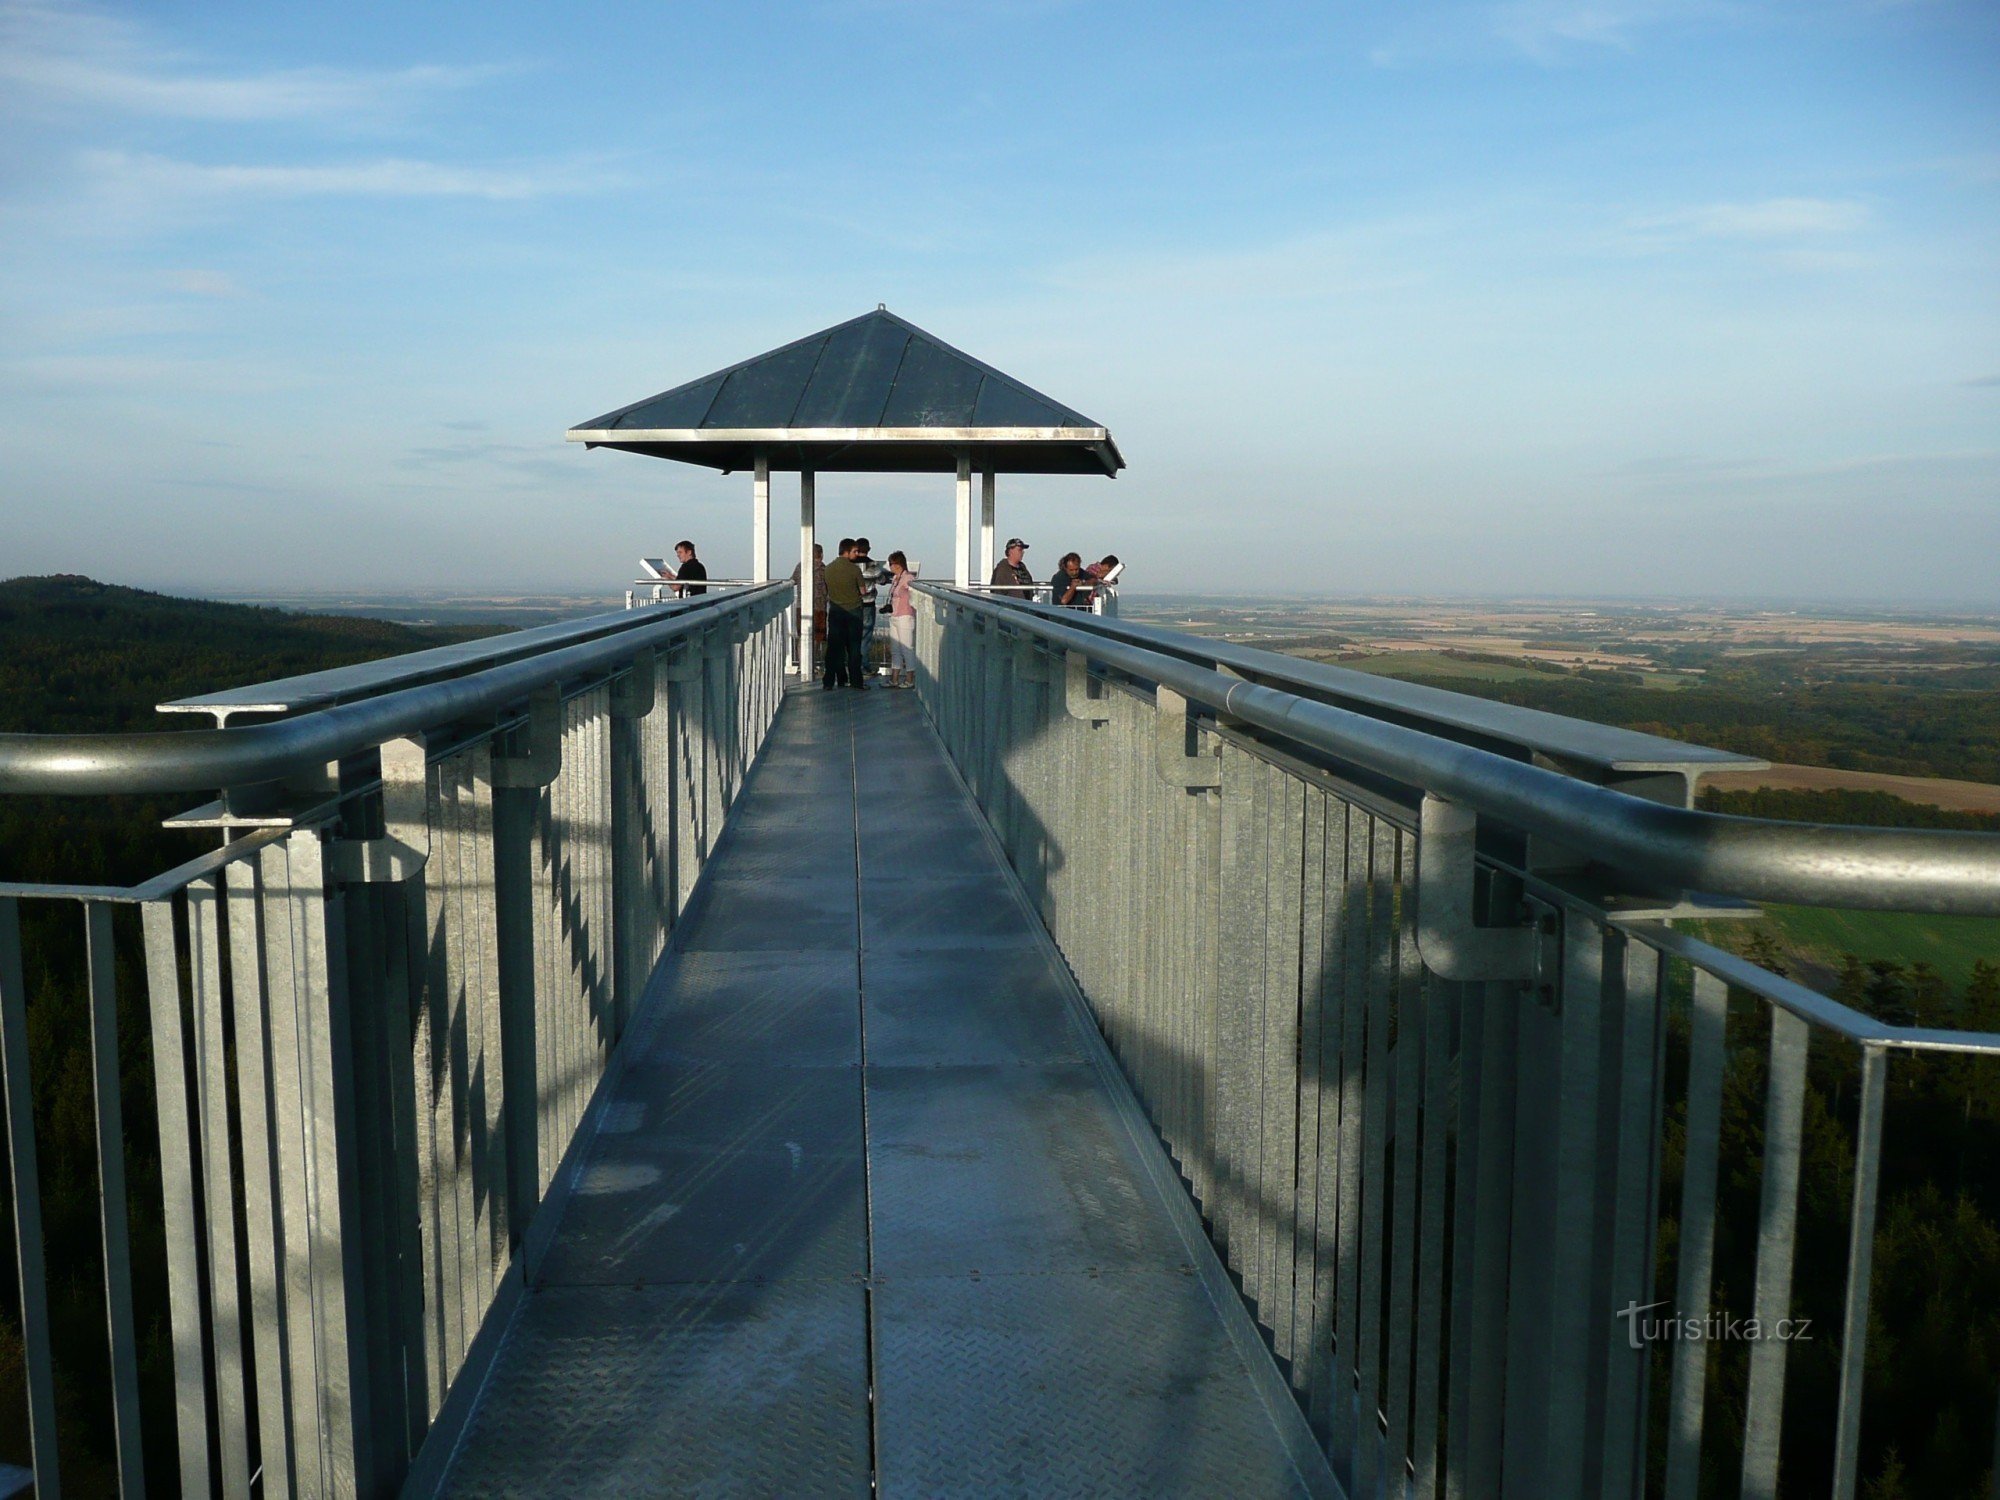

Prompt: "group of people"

[989,538,1121,609]
[756,532,1122,692]
[799,537,920,691]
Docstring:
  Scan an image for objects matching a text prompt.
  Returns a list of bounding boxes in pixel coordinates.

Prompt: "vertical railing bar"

[1262,771,1306,1363]
[1238,756,1273,1293]
[1442,971,1484,1499]
[411,767,451,1416]
[142,896,214,1494]
[1214,745,1258,1268]
[1600,937,1665,1500]
[468,752,504,1312]
[1354,818,1396,1496]
[220,860,293,1500]
[1544,911,1608,1500]
[1293,786,1330,1400]
[472,744,509,1308]
[1739,1007,1810,1500]
[380,870,430,1455]
[440,760,475,1370]
[83,901,147,1496]
[1307,796,1348,1440]
[0,898,62,1498]
[189,876,253,1498]
[1463,976,1516,1495]
[1327,804,1371,1476]
[257,841,327,1487]
[1665,965,1730,1500]
[292,829,367,1487]
[1385,845,1426,1484]
[1831,1046,1887,1500]
[1410,972,1454,1498]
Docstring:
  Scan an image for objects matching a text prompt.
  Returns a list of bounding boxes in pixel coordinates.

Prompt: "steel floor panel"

[536,1137,867,1286]
[435,687,1335,1499]
[873,1270,1317,1499]
[644,951,860,1067]
[867,1062,1192,1276]
[855,828,1007,880]
[863,870,1037,949]
[607,1059,864,1154]
[863,949,1085,1067]
[435,1281,871,1499]
[678,874,857,950]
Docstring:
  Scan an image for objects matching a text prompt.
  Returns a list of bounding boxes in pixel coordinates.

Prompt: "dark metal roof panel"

[599,371,725,431]
[878,334,983,426]
[790,316,909,427]
[971,375,1076,427]
[702,336,828,428]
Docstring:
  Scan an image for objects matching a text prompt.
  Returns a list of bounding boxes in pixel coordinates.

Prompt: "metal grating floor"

[434,685,1338,1498]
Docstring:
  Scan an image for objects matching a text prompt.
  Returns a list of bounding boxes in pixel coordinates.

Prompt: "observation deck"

[0,581,1997,1498]
[429,685,1329,1496]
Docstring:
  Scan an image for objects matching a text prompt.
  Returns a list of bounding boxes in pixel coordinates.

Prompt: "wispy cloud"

[0,0,495,122]
[164,268,242,297]
[83,150,605,201]
[400,440,580,487]
[1491,0,1735,61]
[1370,0,1742,67]
[1964,374,2000,389]
[1628,196,1871,241]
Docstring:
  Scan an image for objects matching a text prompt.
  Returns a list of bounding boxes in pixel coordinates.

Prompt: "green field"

[1721,905,2000,993]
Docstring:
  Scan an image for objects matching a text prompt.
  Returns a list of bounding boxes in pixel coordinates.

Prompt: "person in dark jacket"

[672,540,707,597]
[1051,552,1087,607]
[990,537,1034,598]
[823,539,868,690]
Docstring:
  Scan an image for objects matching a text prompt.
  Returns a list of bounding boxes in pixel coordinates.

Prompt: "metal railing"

[914,584,2000,1500]
[0,584,790,1496]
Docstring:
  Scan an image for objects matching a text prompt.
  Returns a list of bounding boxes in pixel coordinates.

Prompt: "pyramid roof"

[568,309,1122,476]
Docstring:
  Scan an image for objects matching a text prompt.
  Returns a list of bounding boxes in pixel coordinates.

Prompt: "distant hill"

[0,574,503,735]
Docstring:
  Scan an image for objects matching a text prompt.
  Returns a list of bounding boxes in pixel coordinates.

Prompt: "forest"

[0,577,500,1492]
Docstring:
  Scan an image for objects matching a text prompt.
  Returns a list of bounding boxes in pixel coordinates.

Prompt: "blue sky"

[1,0,1994,601]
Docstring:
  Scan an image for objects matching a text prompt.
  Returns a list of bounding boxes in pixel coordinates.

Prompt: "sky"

[0,0,1995,603]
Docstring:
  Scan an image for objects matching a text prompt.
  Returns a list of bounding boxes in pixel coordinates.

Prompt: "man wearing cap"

[991,537,1035,598]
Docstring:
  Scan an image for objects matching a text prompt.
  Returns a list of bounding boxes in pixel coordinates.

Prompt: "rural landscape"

[1128,592,2000,990]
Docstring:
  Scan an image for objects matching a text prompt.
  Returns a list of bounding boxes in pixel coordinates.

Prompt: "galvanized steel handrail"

[0,583,791,796]
[911,590,2000,1500]
[159,594,718,718]
[920,586,2000,916]
[0,586,794,1496]
[1003,597,1756,778]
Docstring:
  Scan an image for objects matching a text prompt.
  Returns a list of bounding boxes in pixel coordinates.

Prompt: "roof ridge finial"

[878,302,887,312]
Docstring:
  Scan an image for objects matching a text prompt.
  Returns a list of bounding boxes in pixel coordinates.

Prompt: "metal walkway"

[433,684,1335,1498]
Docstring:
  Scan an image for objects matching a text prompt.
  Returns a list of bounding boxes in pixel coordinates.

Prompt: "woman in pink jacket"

[885,551,918,689]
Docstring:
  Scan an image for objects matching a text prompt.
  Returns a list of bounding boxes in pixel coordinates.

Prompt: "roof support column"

[751,455,770,583]
[979,468,996,584]
[954,455,973,587]
[798,471,817,676]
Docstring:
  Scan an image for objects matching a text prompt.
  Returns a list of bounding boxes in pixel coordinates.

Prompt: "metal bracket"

[610,649,657,720]
[1065,651,1110,722]
[328,736,430,883]
[1215,663,1251,728]
[492,686,563,789]
[1415,794,1534,982]
[1155,687,1221,789]
[664,640,705,683]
